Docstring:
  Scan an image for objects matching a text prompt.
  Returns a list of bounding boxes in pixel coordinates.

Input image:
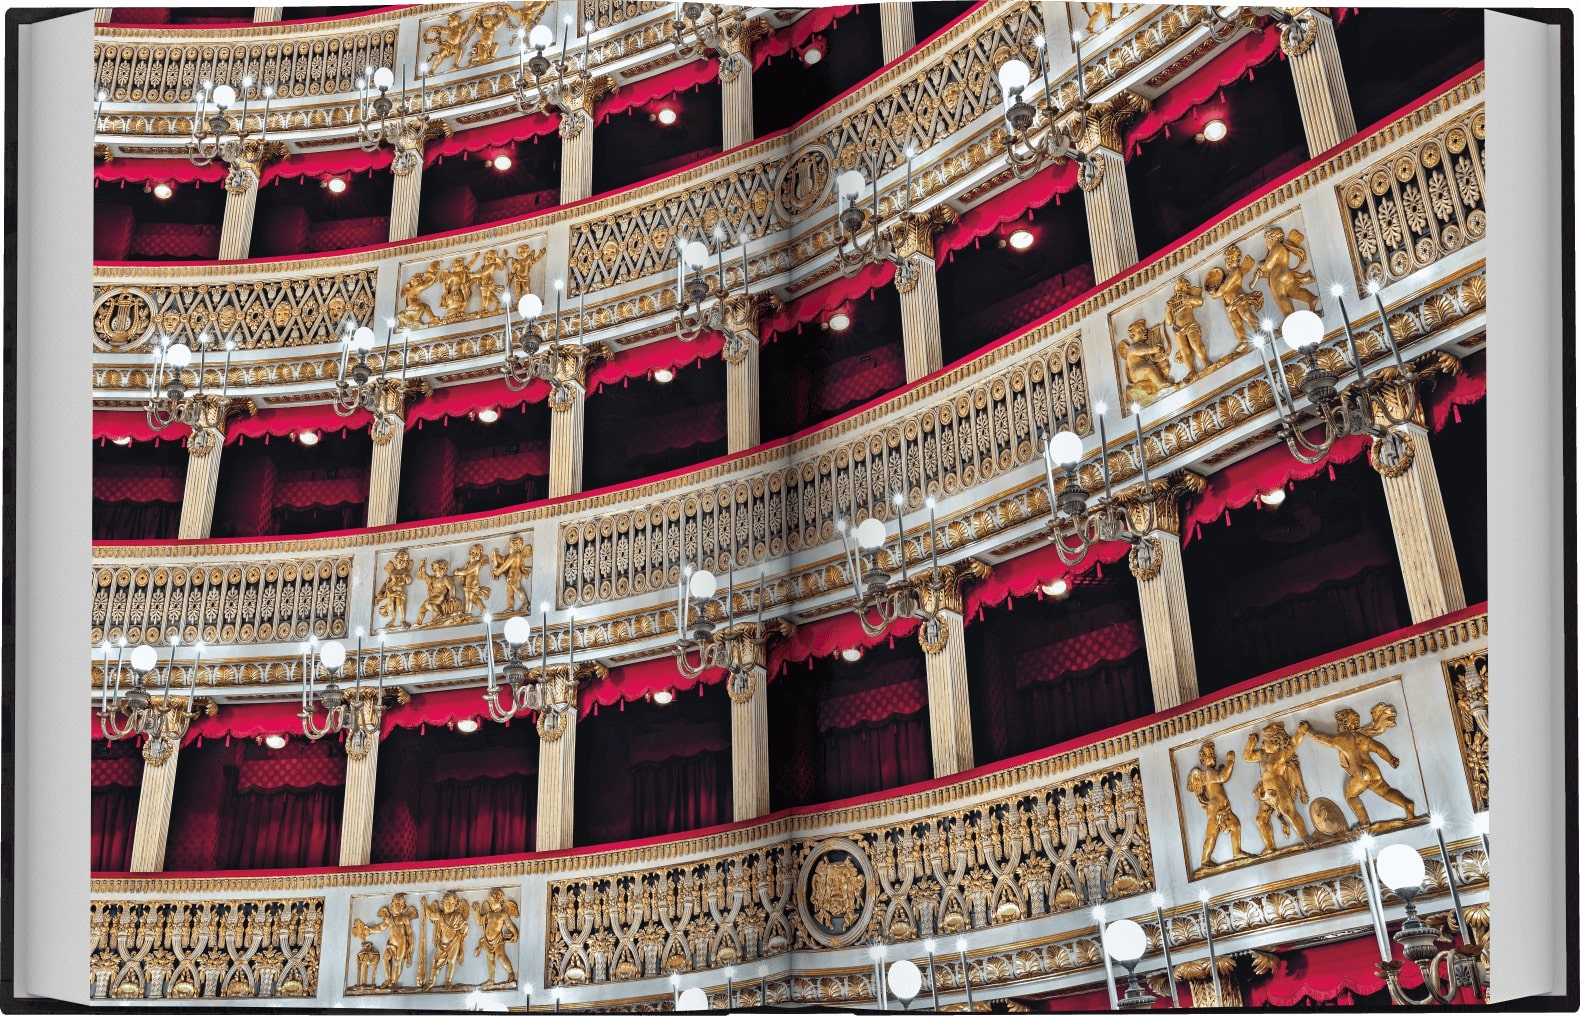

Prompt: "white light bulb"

[1150,892,1166,909]
[318,640,346,670]
[530,24,555,50]
[166,343,193,369]
[352,326,376,351]
[372,66,395,90]
[1102,918,1147,964]
[211,84,237,109]
[539,600,552,614]
[924,497,936,510]
[1375,843,1426,893]
[1429,813,1444,830]
[997,58,1031,96]
[1281,309,1324,350]
[1049,429,1083,468]
[688,569,718,600]
[1093,399,1108,416]
[683,241,710,270]
[888,959,922,1001]
[1330,283,1346,298]
[130,644,158,673]
[854,518,887,550]
[503,616,532,645]
[836,170,867,203]
[518,293,543,321]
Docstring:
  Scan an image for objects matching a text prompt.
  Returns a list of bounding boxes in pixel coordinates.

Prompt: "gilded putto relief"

[1172,678,1428,879]
[373,534,533,631]
[1112,212,1322,409]
[347,886,522,995]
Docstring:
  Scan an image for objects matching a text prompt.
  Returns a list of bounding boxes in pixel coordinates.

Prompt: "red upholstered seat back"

[475,189,559,225]
[128,221,221,260]
[306,215,389,252]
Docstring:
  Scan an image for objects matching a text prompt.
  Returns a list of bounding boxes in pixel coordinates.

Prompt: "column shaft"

[548,389,586,498]
[1082,147,1138,282]
[923,610,973,777]
[94,6,112,21]
[880,2,916,61]
[1285,12,1356,156]
[338,735,380,867]
[129,749,181,872]
[219,184,258,261]
[1378,425,1465,622]
[1134,533,1199,711]
[560,118,595,204]
[366,422,406,528]
[898,255,942,381]
[730,667,771,821]
[536,710,579,851]
[178,442,225,539]
[721,61,754,150]
[388,159,425,243]
[253,6,282,21]
[725,338,760,452]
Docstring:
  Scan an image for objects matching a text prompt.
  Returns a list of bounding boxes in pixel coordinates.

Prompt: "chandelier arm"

[1365,381,1420,431]
[99,709,137,742]
[484,683,521,723]
[673,643,710,680]
[300,707,337,741]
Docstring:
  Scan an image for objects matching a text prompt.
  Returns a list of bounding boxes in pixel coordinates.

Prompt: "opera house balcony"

[89,3,1489,1008]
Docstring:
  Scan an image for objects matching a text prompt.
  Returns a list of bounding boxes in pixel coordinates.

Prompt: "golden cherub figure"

[439,255,481,322]
[465,4,513,66]
[1187,740,1252,868]
[1119,318,1173,400]
[505,244,545,305]
[1165,275,1210,378]
[1245,720,1311,852]
[423,13,468,73]
[375,549,415,629]
[414,558,461,626]
[397,261,442,330]
[471,250,508,317]
[1305,703,1417,826]
[353,892,419,989]
[490,535,533,613]
[424,891,471,990]
[472,888,521,986]
[1204,243,1264,353]
[452,543,493,619]
[1250,226,1319,317]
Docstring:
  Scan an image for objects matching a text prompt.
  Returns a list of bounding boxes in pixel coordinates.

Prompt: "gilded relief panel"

[373,532,534,632]
[1171,676,1430,880]
[345,886,523,995]
[398,239,548,334]
[1110,209,1322,411]
[1441,649,1488,812]
[543,760,1151,987]
[90,898,324,1000]
[420,3,551,73]
[1338,106,1485,290]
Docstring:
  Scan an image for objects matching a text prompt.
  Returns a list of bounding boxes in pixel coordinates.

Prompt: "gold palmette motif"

[1338,107,1485,289]
[1442,650,1489,811]
[89,898,324,1000]
[542,760,1152,987]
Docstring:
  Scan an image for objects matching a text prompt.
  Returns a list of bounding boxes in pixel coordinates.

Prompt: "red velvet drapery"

[1123,26,1286,158]
[91,749,142,873]
[631,749,733,838]
[220,784,343,869]
[820,712,932,802]
[429,774,537,859]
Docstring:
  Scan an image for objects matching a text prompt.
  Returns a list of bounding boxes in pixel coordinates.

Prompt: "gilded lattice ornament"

[92,271,377,354]
[91,557,351,650]
[89,898,324,1000]
[1441,650,1488,812]
[94,31,399,104]
[1171,679,1429,879]
[558,332,1087,606]
[543,759,1151,987]
[1338,107,1485,289]
[1114,211,1320,410]
[347,886,524,995]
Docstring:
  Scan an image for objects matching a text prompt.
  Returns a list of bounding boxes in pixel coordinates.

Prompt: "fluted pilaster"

[1123,472,1204,711]
[536,709,579,851]
[560,110,595,204]
[898,255,942,381]
[128,705,192,872]
[219,182,258,261]
[94,7,112,22]
[1283,10,1356,156]
[1374,424,1465,622]
[1082,146,1137,282]
[176,395,230,539]
[922,609,973,777]
[338,733,380,867]
[725,336,760,452]
[721,54,754,150]
[365,381,408,527]
[388,156,425,243]
[880,2,916,61]
[253,6,282,21]
[549,385,586,498]
[729,666,771,821]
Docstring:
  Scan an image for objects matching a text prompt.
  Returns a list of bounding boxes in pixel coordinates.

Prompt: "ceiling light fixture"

[827,312,851,332]
[656,106,678,126]
[264,733,288,749]
[297,430,320,446]
[477,407,500,423]
[653,367,675,383]
[492,154,513,171]
[1041,578,1070,598]
[112,435,133,446]
[803,44,823,65]
[840,647,864,663]
[1199,118,1227,143]
[652,689,674,705]
[1008,228,1035,250]
[1259,488,1286,507]
[152,182,174,200]
[456,717,480,733]
[326,176,347,194]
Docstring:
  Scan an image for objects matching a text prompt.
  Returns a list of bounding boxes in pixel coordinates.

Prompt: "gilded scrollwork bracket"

[913,559,992,654]
[1114,471,1205,580]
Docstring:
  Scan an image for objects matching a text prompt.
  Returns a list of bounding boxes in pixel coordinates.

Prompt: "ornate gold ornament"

[513,13,618,138]
[832,137,957,281]
[93,288,155,350]
[1186,740,1253,870]
[375,549,416,630]
[1245,720,1313,852]
[423,4,550,73]
[1250,226,1320,317]
[96,640,212,761]
[1203,243,1264,355]
[1441,651,1488,812]
[1119,319,1172,402]
[297,638,390,756]
[482,606,606,736]
[90,898,324,1000]
[668,5,769,82]
[349,885,523,995]
[472,888,521,987]
[490,536,534,614]
[1304,702,1418,827]
[675,228,779,352]
[1164,275,1210,379]
[803,841,872,943]
[499,279,614,406]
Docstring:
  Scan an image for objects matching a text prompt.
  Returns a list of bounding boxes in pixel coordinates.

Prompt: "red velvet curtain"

[93,500,181,541]
[1022,655,1151,752]
[820,711,932,802]
[91,751,141,872]
[219,786,343,869]
[631,749,732,838]
[428,774,537,859]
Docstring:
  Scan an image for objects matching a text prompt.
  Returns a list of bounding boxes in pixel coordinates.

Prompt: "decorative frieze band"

[557,331,1088,606]
[542,759,1152,987]
[94,29,399,104]
[91,557,352,648]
